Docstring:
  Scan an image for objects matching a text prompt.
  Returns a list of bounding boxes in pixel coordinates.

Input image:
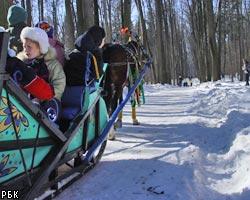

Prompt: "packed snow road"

[56,81,250,200]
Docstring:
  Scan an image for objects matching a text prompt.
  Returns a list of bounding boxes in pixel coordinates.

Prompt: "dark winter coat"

[246,64,250,73]
[64,31,104,86]
[6,55,54,100]
[24,58,50,82]
[7,22,27,53]
[6,55,36,86]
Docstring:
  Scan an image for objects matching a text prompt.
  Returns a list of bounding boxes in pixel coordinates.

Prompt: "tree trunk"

[71,0,77,33]
[26,0,32,27]
[82,0,94,31]
[94,0,99,26]
[52,0,58,38]
[21,0,25,9]
[102,0,112,42]
[38,0,44,21]
[236,1,243,80]
[121,0,124,27]
[120,0,131,42]
[205,0,220,81]
[64,0,75,54]
[0,0,13,28]
[155,0,169,83]
[217,0,222,79]
[41,0,44,21]
[108,0,112,41]
[123,0,132,29]
[135,0,156,82]
[76,0,84,36]
[187,0,207,82]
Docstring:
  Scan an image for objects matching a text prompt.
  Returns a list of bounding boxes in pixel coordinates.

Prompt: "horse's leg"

[103,82,112,116]
[128,83,140,125]
[131,98,140,125]
[115,94,123,129]
[135,87,141,106]
[108,85,122,140]
[104,83,116,140]
[140,81,146,104]
[128,66,140,125]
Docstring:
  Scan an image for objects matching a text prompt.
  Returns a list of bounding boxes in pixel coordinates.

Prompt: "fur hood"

[17,47,57,62]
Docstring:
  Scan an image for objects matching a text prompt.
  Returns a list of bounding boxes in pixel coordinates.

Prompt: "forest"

[1,0,250,84]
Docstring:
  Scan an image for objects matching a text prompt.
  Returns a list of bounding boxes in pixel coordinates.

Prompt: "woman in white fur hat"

[17,27,66,101]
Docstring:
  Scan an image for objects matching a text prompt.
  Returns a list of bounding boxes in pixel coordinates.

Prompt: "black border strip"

[0,138,54,151]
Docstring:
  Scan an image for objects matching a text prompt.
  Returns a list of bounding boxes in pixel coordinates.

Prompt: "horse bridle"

[107,40,148,84]
[107,44,138,67]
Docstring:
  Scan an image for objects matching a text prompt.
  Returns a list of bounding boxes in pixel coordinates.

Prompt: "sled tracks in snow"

[36,140,107,200]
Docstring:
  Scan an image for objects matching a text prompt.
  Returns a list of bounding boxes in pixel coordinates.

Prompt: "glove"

[24,76,54,100]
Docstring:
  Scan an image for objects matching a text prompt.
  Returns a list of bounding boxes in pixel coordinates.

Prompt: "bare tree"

[38,0,44,21]
[82,0,94,31]
[76,0,84,36]
[21,0,25,8]
[205,0,220,81]
[120,0,132,42]
[26,0,32,26]
[123,0,132,29]
[52,0,58,37]
[64,0,75,54]
[0,0,13,28]
[155,0,169,83]
[101,0,112,42]
[107,0,112,40]
[135,0,156,82]
[94,0,99,26]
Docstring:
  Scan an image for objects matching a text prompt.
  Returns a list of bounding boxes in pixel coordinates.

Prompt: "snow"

[55,80,250,200]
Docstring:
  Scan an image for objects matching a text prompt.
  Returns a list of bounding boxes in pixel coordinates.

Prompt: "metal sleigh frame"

[0,32,152,200]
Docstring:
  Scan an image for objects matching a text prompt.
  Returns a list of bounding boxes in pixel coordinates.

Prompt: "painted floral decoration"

[0,96,29,134]
[0,154,17,178]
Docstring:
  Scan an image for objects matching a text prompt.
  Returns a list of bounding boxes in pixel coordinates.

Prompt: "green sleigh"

[0,32,110,199]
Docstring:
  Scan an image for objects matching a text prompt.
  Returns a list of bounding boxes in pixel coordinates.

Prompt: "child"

[0,26,53,100]
[17,27,66,101]
[35,21,65,66]
[6,5,27,53]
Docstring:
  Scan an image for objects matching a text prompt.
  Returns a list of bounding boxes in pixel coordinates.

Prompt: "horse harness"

[107,43,142,83]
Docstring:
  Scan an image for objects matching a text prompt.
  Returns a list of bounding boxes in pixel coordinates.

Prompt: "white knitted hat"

[20,27,49,54]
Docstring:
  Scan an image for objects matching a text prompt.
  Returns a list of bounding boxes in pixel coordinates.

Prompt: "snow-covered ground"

[55,80,250,200]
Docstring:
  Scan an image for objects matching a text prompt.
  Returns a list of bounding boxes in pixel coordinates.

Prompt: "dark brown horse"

[102,40,147,138]
[102,43,127,117]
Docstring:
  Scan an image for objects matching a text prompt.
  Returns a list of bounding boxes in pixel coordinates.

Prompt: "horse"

[102,39,148,139]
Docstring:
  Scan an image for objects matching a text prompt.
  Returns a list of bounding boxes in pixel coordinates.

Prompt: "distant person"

[178,75,183,87]
[6,5,27,53]
[183,79,188,87]
[35,21,65,66]
[189,76,193,86]
[242,59,250,86]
